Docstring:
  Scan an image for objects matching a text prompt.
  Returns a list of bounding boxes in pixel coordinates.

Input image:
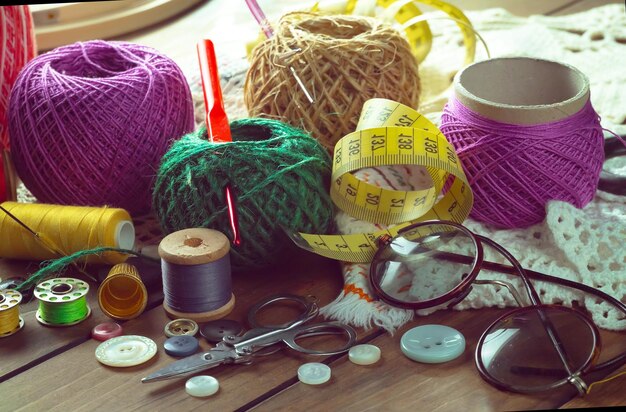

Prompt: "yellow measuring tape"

[288,98,473,262]
[318,0,476,64]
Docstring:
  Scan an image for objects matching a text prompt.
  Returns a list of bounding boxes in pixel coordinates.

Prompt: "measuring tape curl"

[289,98,473,262]
[314,0,476,64]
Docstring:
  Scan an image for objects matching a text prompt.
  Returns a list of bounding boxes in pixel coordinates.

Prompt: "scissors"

[142,294,357,383]
[599,134,626,195]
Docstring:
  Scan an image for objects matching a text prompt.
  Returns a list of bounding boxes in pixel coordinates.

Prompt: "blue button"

[164,335,199,357]
[400,324,465,364]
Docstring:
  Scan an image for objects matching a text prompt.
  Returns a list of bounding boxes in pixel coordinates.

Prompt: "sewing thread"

[440,98,604,228]
[8,40,194,213]
[0,290,24,337]
[34,278,91,326]
[153,118,335,271]
[0,202,135,264]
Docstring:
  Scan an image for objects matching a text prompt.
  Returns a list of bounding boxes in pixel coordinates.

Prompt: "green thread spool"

[35,278,91,326]
[153,118,336,271]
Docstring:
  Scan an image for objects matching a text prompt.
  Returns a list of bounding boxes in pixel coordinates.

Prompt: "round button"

[185,375,219,397]
[95,335,157,367]
[164,318,199,338]
[348,344,381,365]
[164,335,199,357]
[91,322,123,341]
[200,319,243,343]
[400,324,465,364]
[297,362,331,385]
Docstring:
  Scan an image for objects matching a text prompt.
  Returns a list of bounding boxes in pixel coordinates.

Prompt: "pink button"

[92,322,123,341]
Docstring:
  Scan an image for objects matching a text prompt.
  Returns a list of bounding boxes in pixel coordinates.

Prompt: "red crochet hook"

[197,39,241,246]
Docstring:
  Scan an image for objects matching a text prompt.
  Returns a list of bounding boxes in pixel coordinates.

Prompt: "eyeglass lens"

[477,305,598,392]
[371,223,478,305]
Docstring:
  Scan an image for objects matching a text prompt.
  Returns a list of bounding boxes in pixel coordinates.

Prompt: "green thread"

[153,118,336,270]
[38,296,88,324]
[16,247,139,292]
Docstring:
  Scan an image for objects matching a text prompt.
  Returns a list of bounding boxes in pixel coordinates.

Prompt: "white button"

[95,335,157,367]
[297,362,331,385]
[185,375,219,397]
[401,324,465,364]
[348,344,381,365]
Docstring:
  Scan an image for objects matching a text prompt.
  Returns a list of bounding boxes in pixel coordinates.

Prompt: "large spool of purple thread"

[441,57,604,228]
[8,40,194,214]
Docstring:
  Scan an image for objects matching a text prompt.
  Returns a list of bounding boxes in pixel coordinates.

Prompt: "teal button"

[400,324,465,364]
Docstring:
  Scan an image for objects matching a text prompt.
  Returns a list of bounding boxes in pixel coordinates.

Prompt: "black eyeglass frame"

[369,220,626,395]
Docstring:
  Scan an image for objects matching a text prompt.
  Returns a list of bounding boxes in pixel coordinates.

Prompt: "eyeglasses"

[369,220,626,395]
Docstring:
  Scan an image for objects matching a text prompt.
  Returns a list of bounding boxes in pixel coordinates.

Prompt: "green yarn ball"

[153,118,335,270]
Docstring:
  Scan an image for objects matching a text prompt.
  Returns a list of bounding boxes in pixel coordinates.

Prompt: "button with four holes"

[401,324,465,364]
[164,318,198,338]
[200,319,243,343]
[348,344,381,365]
[164,335,200,357]
[297,362,331,385]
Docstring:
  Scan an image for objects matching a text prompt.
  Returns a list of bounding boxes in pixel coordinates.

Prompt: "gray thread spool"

[158,228,235,322]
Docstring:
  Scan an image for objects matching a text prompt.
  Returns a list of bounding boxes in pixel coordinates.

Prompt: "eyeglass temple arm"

[473,279,527,307]
[476,251,626,373]
[474,236,579,379]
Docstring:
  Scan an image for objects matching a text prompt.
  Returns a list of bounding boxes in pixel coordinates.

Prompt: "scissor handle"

[599,135,626,195]
[247,293,318,329]
[281,321,358,356]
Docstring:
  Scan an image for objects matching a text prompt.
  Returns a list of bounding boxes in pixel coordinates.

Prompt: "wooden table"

[2,0,624,410]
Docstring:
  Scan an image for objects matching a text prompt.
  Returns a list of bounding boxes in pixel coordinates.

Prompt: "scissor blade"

[141,350,234,383]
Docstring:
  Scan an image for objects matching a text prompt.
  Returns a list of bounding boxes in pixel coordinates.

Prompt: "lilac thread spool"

[158,228,235,322]
[441,57,604,228]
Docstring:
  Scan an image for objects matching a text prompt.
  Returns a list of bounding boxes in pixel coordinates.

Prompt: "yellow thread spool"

[98,263,148,320]
[0,201,135,264]
[0,290,24,338]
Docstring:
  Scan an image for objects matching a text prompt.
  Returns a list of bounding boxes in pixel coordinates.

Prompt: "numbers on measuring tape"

[424,136,438,154]
[398,134,413,150]
[446,146,458,164]
[394,114,416,127]
[390,198,405,208]
[371,135,386,152]
[346,183,358,197]
[366,193,380,206]
[293,98,474,262]
[348,139,361,156]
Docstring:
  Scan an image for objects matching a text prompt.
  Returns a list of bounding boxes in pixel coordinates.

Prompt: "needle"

[197,39,242,246]
[244,0,315,104]
[0,204,97,283]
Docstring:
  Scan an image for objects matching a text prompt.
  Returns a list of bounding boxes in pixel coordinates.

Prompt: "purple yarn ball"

[8,40,194,213]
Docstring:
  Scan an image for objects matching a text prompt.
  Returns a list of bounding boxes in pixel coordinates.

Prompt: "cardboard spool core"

[158,228,234,322]
[454,57,590,125]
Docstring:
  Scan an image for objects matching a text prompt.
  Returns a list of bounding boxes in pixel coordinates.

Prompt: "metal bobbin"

[158,228,235,323]
[0,289,24,338]
[35,278,91,327]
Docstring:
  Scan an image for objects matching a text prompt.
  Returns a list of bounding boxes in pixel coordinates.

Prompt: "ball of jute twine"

[244,12,421,151]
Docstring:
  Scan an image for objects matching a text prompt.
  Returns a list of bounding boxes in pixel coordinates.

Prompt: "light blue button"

[400,324,465,364]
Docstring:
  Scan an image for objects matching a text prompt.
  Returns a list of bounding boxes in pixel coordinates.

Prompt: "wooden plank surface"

[250,307,626,411]
[2,249,373,411]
